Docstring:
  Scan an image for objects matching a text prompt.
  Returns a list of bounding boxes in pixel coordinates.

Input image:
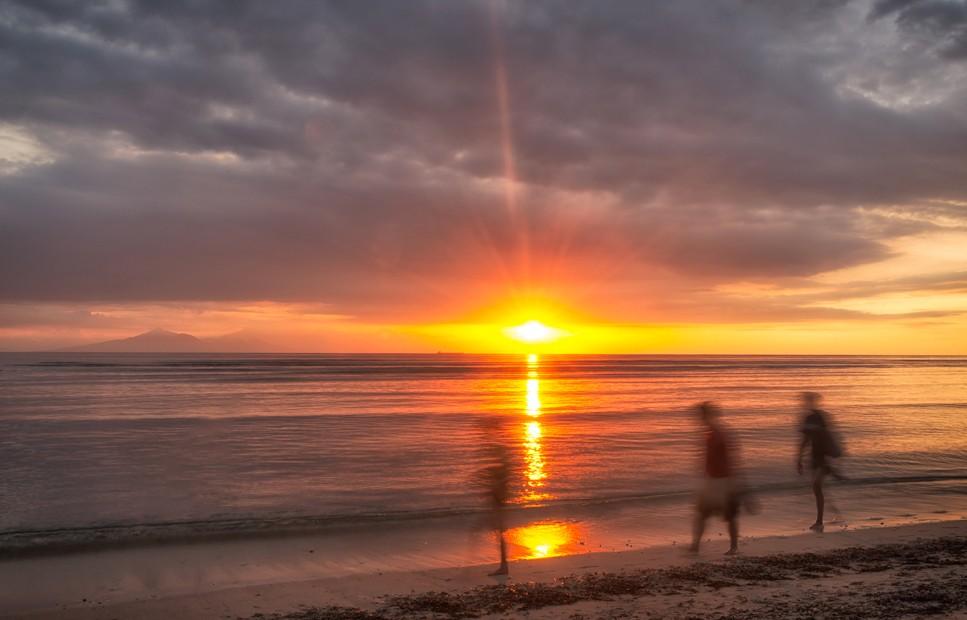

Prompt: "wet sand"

[4,519,964,620]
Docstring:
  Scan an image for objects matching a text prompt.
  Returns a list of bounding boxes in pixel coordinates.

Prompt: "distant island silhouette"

[61,328,270,353]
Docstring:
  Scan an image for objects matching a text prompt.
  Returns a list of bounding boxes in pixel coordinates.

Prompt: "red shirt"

[705,426,731,478]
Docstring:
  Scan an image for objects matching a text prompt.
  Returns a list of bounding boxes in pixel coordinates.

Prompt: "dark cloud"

[869,0,923,20]
[870,0,967,59]
[0,304,121,328]
[1,0,966,319]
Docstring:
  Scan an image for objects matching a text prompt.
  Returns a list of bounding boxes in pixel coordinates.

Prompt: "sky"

[1,0,966,353]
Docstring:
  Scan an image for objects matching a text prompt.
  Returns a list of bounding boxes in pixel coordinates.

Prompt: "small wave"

[14,354,967,379]
[23,361,123,368]
[2,473,963,557]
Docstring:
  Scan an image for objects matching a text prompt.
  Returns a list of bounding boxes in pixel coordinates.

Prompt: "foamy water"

[1,353,966,559]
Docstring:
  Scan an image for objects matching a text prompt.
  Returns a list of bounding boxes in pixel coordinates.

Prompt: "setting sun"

[506,320,564,344]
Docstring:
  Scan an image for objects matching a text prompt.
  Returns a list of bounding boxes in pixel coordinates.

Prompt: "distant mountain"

[64,328,209,353]
[61,328,281,353]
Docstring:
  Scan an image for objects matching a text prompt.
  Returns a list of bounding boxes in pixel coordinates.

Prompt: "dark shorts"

[811,462,832,486]
[811,453,829,471]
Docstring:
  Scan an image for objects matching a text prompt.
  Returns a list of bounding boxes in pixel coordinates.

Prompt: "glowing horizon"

[2,3,967,355]
[5,301,967,355]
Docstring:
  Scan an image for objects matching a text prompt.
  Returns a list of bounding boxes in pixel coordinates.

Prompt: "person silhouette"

[485,442,511,575]
[690,401,743,555]
[796,392,845,532]
[478,419,512,575]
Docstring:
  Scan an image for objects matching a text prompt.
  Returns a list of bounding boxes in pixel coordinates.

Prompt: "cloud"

[870,0,967,59]
[0,0,966,329]
[810,269,967,301]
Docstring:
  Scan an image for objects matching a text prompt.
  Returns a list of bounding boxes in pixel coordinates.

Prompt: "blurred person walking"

[796,392,845,532]
[690,401,749,555]
[477,419,512,576]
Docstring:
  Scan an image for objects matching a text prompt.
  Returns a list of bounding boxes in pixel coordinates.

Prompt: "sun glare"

[507,522,580,559]
[506,320,563,344]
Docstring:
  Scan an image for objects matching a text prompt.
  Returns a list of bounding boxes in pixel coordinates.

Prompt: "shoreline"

[4,518,965,619]
[4,474,964,560]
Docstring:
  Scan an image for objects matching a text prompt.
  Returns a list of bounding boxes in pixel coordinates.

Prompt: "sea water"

[1,353,965,562]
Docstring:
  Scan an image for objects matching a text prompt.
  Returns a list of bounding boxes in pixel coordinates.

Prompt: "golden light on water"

[521,353,550,502]
[525,378,541,416]
[523,419,547,500]
[507,521,580,559]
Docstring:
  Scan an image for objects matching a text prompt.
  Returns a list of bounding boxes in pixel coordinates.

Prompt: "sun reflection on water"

[525,378,541,416]
[486,355,584,563]
[521,353,549,502]
[507,521,581,559]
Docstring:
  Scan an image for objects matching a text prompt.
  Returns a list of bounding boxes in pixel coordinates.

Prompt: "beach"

[3,519,965,619]
[6,0,967,615]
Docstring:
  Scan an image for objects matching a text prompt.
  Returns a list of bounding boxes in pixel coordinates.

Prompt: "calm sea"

[1,353,966,559]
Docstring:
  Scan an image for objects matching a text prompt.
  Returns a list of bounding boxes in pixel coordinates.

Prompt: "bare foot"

[809,522,824,532]
[488,565,509,576]
[724,547,738,556]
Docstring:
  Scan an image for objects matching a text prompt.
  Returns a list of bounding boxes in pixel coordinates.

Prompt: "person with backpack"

[796,391,844,532]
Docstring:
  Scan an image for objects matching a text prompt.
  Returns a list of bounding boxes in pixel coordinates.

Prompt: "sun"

[506,320,563,344]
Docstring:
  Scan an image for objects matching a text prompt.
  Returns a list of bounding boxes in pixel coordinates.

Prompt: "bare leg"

[725,515,738,555]
[690,509,707,552]
[489,529,509,575]
[810,469,826,531]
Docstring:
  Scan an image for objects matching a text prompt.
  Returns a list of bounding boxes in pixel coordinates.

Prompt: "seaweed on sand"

[246,536,967,620]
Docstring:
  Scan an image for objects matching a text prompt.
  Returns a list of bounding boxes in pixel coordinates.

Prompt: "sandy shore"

[3,518,965,620]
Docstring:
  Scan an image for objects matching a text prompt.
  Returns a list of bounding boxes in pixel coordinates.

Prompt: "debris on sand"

[246,536,967,620]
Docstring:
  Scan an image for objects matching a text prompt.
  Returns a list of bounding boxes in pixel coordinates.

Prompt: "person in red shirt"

[690,401,744,555]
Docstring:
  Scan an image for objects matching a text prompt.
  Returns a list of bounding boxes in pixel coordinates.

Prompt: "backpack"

[822,426,843,458]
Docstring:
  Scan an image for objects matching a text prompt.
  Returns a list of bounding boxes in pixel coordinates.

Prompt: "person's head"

[800,391,822,410]
[695,401,721,426]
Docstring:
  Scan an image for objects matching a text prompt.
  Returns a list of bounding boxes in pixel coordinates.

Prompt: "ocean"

[1,353,966,566]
